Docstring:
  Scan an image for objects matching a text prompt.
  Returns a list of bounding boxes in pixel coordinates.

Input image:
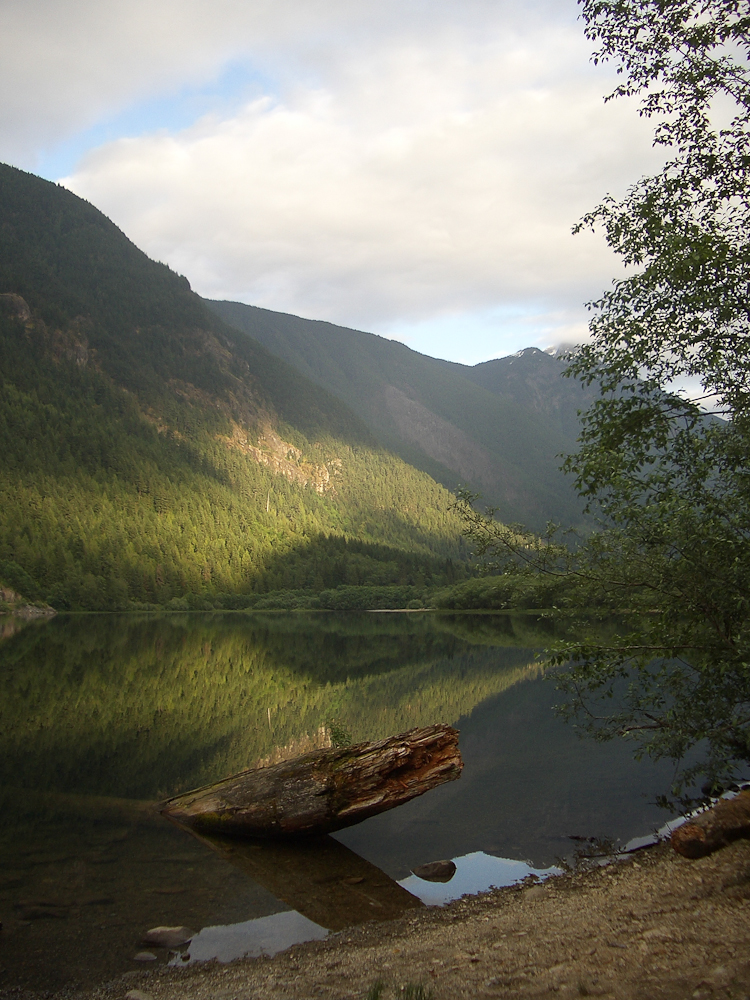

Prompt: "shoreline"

[53,838,750,1000]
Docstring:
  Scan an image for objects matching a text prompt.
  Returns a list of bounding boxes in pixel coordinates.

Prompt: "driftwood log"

[671,790,750,859]
[161,724,462,837]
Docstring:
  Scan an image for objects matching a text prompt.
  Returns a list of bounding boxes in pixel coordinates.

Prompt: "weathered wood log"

[190,829,424,929]
[161,723,462,837]
[671,790,750,859]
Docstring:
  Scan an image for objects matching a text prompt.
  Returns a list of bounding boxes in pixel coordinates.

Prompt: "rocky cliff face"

[1,293,92,369]
[221,422,339,494]
[0,582,55,619]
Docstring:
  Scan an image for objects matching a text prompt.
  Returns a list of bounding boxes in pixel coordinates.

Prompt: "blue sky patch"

[38,59,278,181]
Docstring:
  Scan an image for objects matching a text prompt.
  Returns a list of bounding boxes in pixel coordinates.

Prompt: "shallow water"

[0,612,676,992]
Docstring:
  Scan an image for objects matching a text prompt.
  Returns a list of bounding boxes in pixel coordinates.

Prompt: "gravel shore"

[67,838,750,1000]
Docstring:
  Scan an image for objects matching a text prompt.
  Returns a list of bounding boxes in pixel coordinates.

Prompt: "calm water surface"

[0,612,677,992]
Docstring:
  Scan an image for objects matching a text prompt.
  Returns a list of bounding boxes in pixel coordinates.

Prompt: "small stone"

[141,925,195,949]
[133,952,157,962]
[411,860,457,883]
[524,885,547,902]
[126,991,154,1000]
[710,965,729,985]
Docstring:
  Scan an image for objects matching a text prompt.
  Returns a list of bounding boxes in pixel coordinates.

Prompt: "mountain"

[441,348,591,445]
[0,163,469,610]
[207,301,593,528]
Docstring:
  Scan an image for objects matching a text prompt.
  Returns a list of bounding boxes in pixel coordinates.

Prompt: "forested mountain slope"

[208,300,590,528]
[441,348,593,444]
[0,164,468,609]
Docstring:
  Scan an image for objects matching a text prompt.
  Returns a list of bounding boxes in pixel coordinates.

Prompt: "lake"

[0,611,677,992]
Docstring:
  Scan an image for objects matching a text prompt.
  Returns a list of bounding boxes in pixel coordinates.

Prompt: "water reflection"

[164,850,563,967]
[171,910,328,966]
[0,611,677,992]
[0,612,543,801]
[190,829,424,930]
[400,852,561,906]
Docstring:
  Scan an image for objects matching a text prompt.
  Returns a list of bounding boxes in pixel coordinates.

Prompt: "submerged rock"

[411,860,457,882]
[141,926,195,949]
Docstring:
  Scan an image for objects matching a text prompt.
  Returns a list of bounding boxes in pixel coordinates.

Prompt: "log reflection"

[191,828,424,931]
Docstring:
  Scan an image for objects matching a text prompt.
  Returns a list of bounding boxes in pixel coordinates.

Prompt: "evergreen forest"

[0,163,470,611]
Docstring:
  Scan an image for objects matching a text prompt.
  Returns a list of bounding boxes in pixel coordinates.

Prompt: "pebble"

[710,965,729,985]
[126,991,154,1000]
[524,886,547,902]
[141,925,196,949]
[133,952,157,962]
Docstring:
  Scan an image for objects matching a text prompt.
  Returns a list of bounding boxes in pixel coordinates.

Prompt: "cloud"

[3,1,664,356]
[0,0,565,166]
[60,13,661,340]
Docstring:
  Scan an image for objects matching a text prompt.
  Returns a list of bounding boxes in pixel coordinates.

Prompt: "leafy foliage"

[455,2,750,798]
[558,0,750,794]
[573,0,750,413]
[433,572,567,612]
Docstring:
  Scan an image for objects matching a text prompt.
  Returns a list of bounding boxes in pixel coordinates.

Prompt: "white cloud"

[3,1,664,359]
[61,16,661,344]
[0,0,565,166]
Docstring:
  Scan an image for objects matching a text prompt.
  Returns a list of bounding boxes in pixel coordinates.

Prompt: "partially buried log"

[671,790,750,859]
[162,723,462,837]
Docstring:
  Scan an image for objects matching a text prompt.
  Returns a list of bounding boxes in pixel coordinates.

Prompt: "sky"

[1,0,664,365]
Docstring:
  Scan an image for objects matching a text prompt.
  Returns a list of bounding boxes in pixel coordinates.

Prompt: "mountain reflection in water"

[0,612,676,992]
[0,611,545,802]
